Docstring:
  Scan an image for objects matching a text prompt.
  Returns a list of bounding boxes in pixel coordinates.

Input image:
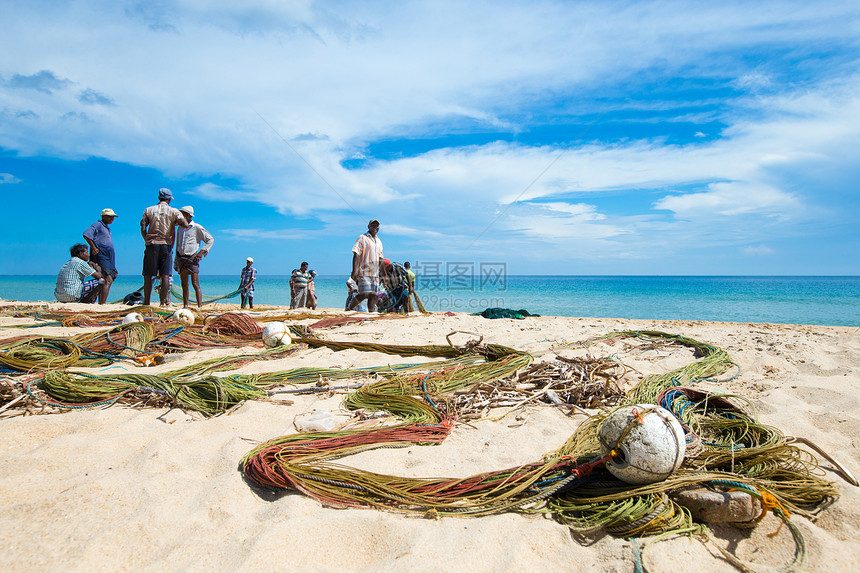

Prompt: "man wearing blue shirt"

[83,208,118,304]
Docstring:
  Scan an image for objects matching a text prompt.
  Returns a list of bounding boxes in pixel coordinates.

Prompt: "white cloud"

[0,173,21,184]
[0,1,858,273]
[654,181,801,219]
[220,228,311,241]
[742,244,774,256]
[190,182,259,203]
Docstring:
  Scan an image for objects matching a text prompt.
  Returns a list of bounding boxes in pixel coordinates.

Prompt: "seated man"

[54,243,103,303]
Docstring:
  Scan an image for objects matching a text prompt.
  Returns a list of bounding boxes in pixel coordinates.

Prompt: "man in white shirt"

[348,219,384,311]
[173,205,214,308]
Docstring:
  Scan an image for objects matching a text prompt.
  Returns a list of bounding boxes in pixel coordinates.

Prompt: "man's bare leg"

[347,293,367,311]
[143,276,154,306]
[191,273,203,308]
[159,274,171,306]
[98,274,114,304]
[180,270,191,308]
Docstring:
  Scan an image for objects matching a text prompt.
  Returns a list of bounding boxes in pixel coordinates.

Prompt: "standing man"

[140,188,188,306]
[348,219,384,311]
[239,257,256,309]
[290,262,311,309]
[54,244,103,303]
[173,205,214,308]
[82,208,118,304]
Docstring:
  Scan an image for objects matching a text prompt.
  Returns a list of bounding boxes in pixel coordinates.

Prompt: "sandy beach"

[1,301,858,572]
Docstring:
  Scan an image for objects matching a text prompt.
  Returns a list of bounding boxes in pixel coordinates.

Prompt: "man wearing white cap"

[239,257,256,309]
[173,205,214,308]
[83,208,118,304]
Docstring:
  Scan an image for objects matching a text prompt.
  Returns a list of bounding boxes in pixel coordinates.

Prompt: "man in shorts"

[347,219,384,311]
[140,188,188,306]
[173,205,214,308]
[82,208,118,304]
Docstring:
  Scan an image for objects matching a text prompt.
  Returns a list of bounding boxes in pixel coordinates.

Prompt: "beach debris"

[172,308,196,326]
[134,353,165,367]
[453,356,626,421]
[294,410,338,432]
[262,322,292,348]
[787,435,859,487]
[121,312,143,325]
[597,404,686,485]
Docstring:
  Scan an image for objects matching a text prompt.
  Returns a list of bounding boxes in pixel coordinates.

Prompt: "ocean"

[1,275,858,327]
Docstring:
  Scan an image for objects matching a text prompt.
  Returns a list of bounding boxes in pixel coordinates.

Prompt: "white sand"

[1,302,859,572]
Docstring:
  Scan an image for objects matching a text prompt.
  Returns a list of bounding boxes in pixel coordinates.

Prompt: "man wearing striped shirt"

[238,258,256,309]
[348,219,383,311]
[290,261,311,309]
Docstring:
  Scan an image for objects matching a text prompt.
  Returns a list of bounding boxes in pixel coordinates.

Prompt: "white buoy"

[262,322,292,348]
[121,312,143,325]
[172,308,195,326]
[598,404,686,485]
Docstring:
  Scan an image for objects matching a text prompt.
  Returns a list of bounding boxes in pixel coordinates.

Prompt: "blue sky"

[1,0,859,276]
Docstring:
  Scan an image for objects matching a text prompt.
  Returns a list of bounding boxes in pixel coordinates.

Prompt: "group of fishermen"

[54,188,213,308]
[54,193,417,313]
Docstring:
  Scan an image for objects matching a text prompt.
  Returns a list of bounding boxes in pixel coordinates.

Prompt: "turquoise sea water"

[1,275,858,326]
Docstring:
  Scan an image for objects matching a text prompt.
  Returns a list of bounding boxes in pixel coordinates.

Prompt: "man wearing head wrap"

[140,188,188,306]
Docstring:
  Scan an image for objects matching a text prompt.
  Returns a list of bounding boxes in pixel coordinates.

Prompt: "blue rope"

[707,479,757,496]
[702,441,746,450]
[630,537,644,573]
[149,326,185,347]
[421,374,438,409]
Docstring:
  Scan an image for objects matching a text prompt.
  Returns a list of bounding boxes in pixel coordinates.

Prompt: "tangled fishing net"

[240,331,840,572]
[0,308,846,571]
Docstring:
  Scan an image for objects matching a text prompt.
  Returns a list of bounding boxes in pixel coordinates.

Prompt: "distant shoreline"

[2,275,858,327]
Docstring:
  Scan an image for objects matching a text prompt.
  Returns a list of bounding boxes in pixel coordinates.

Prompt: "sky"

[1,0,859,276]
